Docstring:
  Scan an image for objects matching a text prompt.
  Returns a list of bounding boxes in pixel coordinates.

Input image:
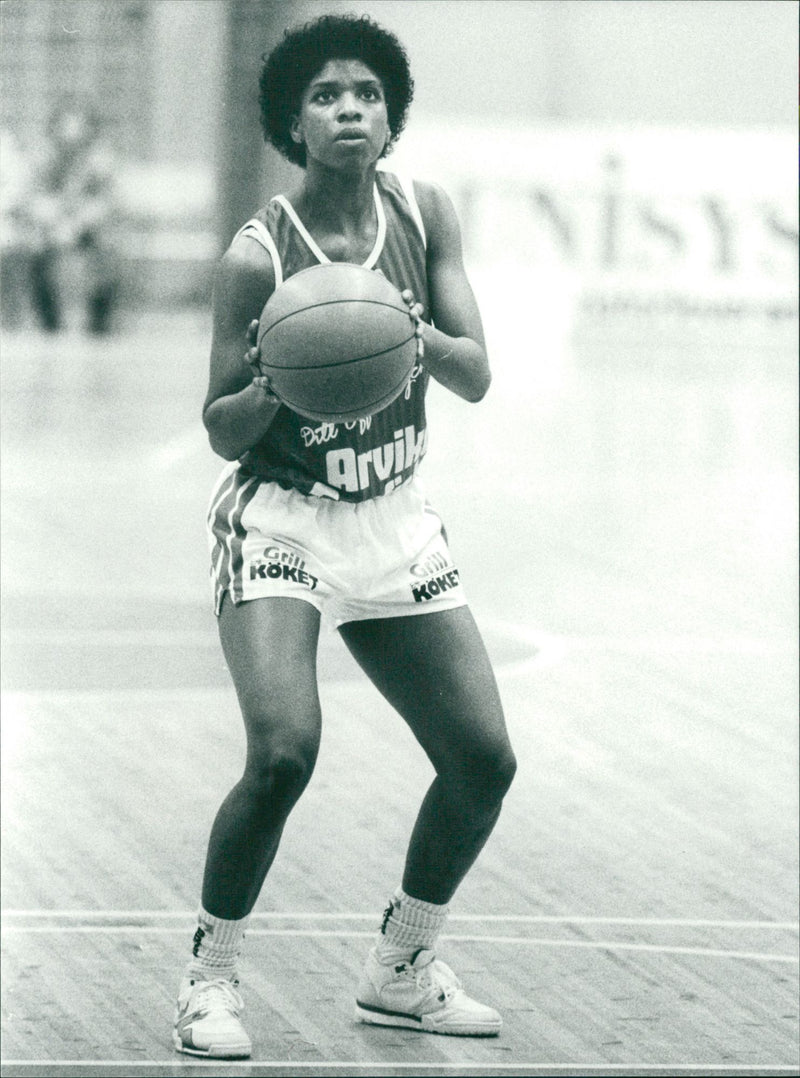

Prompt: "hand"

[400,289,425,361]
[245,319,280,403]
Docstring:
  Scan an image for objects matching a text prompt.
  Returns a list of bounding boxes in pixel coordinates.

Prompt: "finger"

[253,376,280,401]
[246,319,259,342]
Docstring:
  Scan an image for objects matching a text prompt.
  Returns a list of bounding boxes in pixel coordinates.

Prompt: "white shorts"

[207,465,467,627]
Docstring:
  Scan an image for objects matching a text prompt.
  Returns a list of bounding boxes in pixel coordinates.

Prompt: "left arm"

[414,180,491,403]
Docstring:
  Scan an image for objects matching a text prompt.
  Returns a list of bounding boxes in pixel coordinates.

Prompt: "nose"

[337,92,362,121]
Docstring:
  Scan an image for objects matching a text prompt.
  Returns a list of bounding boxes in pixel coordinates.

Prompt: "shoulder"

[216,225,276,303]
[411,179,452,216]
[381,174,455,227]
[410,179,462,254]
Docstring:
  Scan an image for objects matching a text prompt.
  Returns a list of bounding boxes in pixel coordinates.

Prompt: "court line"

[3,910,797,930]
[1,1062,798,1073]
[2,604,794,660]
[5,626,795,657]
[1,925,795,964]
[5,629,217,647]
[481,617,798,662]
[1,582,202,602]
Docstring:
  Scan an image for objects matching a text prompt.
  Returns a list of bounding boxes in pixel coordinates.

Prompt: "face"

[53,110,91,147]
[291,59,390,170]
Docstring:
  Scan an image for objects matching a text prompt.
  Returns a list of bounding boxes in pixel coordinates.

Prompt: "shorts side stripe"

[206,461,239,531]
[207,466,241,612]
[208,468,260,614]
[226,477,260,607]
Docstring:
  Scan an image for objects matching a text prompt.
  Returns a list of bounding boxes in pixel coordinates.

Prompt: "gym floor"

[1,289,797,1077]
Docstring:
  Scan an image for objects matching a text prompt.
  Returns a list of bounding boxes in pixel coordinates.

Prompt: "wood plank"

[2,303,797,1073]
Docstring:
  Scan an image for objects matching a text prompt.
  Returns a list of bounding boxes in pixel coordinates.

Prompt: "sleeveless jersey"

[236,171,430,502]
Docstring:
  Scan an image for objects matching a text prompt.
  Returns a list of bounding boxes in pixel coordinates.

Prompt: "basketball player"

[173,14,516,1058]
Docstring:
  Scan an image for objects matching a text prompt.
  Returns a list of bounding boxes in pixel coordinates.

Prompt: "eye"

[313,90,334,104]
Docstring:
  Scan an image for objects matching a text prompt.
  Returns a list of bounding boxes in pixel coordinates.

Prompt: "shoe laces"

[395,951,462,1003]
[188,978,244,1016]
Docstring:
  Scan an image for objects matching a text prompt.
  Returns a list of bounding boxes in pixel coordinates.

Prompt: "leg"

[84,241,118,335]
[30,249,61,332]
[87,280,116,334]
[0,246,30,330]
[202,595,322,919]
[175,596,321,1060]
[344,606,513,1036]
[339,605,516,905]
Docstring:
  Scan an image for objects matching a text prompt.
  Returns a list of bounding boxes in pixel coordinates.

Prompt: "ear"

[289,115,304,145]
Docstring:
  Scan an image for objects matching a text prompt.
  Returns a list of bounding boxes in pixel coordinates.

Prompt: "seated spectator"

[0,126,34,331]
[28,104,121,334]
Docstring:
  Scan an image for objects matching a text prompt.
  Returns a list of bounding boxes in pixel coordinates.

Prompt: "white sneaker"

[173,976,252,1058]
[355,947,502,1036]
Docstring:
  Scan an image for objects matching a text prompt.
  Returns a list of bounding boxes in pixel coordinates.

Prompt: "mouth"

[335,130,368,142]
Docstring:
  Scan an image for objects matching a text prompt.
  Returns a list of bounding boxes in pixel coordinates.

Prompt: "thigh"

[338,606,510,772]
[219,595,322,756]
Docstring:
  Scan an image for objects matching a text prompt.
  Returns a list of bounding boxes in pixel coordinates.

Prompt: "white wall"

[150,0,226,164]
[288,0,798,128]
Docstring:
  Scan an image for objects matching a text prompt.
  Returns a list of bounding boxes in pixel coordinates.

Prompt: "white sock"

[185,908,250,983]
[374,887,449,964]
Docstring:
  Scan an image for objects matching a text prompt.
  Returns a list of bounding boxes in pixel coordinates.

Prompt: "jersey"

[235,171,431,502]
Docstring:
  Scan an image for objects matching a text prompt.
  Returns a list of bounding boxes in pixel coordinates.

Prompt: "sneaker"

[355,947,502,1036]
[173,976,252,1058]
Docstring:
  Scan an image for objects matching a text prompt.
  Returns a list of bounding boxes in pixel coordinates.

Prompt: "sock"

[374,887,449,965]
[185,907,250,983]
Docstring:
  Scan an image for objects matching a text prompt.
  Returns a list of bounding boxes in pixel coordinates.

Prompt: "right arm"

[202,236,280,460]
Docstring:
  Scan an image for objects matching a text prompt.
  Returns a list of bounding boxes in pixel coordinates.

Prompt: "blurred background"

[1,3,798,1068]
[0,0,797,720]
[1,0,798,763]
[1,0,797,321]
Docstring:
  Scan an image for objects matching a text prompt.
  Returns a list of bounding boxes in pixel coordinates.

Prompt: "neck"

[296,162,377,230]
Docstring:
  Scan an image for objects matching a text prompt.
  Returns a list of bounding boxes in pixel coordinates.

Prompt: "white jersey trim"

[272,184,387,268]
[394,173,427,249]
[236,218,283,288]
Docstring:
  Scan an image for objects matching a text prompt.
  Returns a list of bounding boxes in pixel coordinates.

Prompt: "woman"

[174,14,516,1059]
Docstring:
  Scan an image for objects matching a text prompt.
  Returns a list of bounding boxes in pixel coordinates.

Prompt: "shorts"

[207,464,467,627]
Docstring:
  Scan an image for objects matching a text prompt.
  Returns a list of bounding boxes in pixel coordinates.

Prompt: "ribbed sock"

[374,887,449,965]
[185,908,250,983]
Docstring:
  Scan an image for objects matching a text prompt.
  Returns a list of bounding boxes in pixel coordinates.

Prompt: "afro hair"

[259,14,414,168]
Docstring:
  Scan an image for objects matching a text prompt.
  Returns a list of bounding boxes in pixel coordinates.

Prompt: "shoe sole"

[172,1029,251,1059]
[354,1002,501,1037]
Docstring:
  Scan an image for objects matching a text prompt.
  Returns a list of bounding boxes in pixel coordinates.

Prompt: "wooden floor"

[1,297,797,1078]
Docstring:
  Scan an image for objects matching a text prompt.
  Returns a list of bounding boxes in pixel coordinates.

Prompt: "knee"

[243,736,318,807]
[444,742,517,806]
[481,745,517,801]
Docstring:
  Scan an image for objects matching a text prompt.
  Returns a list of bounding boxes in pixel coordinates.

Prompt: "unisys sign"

[393,127,797,319]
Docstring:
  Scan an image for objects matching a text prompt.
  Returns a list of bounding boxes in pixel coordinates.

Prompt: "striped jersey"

[236,170,431,502]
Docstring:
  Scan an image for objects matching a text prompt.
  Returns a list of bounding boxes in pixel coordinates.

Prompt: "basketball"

[256,263,418,423]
